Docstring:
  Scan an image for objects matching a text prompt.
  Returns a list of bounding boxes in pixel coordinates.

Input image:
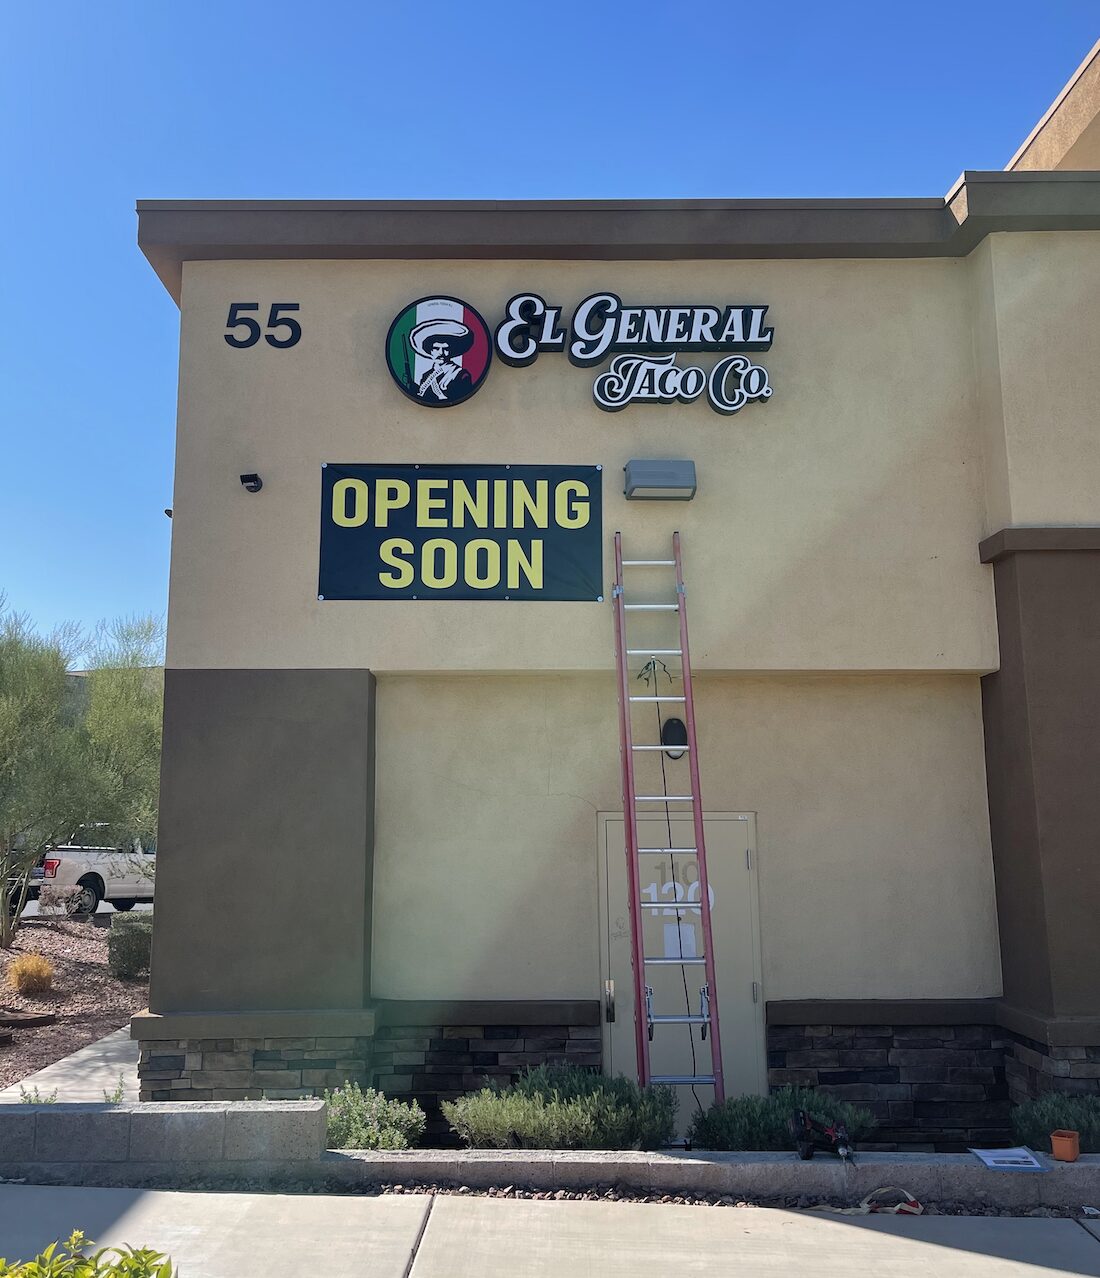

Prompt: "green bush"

[0,1229,174,1276]
[1011,1093,1100,1153]
[443,1064,677,1150]
[324,1082,426,1150]
[107,916,152,978]
[687,1086,876,1151]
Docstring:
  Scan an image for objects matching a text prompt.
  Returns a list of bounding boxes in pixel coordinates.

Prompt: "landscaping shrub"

[7,952,53,995]
[1011,1093,1100,1154]
[687,1086,876,1151]
[36,885,81,917]
[324,1082,426,1149]
[443,1064,677,1150]
[0,1229,174,1276]
[107,915,153,978]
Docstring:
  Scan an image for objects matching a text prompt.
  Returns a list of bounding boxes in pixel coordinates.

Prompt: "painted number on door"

[641,875,716,916]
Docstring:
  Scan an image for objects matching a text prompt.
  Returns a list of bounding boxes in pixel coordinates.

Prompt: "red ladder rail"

[672,530,726,1102]
[612,531,651,1085]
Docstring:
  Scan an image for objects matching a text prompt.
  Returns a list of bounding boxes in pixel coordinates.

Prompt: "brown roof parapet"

[137,173,1100,302]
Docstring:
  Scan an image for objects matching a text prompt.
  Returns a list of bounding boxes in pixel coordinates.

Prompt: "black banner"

[319,464,603,601]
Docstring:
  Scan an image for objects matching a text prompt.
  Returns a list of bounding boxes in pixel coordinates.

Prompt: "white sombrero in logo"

[409,318,475,359]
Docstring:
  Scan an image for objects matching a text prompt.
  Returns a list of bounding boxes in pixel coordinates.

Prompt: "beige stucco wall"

[167,255,1000,674]
[971,232,1100,531]
[165,239,1100,1007]
[371,672,1001,1001]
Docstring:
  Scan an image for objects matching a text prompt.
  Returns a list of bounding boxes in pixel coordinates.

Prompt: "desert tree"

[0,603,164,946]
[0,600,92,947]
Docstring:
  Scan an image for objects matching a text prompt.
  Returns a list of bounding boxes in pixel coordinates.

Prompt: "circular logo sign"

[385,295,492,408]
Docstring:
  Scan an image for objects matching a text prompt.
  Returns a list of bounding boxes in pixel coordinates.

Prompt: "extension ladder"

[611,531,725,1103]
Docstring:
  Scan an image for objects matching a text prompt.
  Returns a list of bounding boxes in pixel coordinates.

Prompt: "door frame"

[596,810,768,1095]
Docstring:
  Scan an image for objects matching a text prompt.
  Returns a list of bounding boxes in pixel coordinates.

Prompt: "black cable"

[638,659,703,1116]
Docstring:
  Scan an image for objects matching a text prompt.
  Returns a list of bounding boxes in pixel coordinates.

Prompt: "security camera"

[240,473,263,493]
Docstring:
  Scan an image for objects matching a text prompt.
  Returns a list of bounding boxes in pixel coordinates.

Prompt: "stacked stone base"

[373,1022,602,1143]
[138,1036,374,1101]
[140,1012,1100,1150]
[1004,1031,1100,1104]
[138,1019,603,1142]
[767,1022,1012,1152]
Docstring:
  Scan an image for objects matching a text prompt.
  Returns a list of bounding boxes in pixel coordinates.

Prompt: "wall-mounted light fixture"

[240,473,263,493]
[623,459,696,501]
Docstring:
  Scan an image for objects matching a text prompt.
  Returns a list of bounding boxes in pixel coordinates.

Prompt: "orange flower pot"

[1050,1129,1080,1162]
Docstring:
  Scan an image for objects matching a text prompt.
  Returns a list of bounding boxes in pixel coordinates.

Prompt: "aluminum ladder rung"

[652,1074,716,1085]
[629,695,685,702]
[644,956,706,966]
[622,560,676,566]
[650,1014,711,1025]
[640,901,692,911]
[637,847,697,854]
[635,795,693,802]
[631,743,690,751]
[624,603,679,611]
[626,648,683,655]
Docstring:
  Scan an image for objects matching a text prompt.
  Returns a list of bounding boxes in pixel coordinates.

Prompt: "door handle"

[604,979,616,1023]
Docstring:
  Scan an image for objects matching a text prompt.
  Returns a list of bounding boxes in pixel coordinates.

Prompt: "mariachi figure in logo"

[411,320,475,403]
[385,296,493,408]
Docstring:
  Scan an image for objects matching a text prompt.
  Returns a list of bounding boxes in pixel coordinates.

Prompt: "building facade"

[134,49,1100,1149]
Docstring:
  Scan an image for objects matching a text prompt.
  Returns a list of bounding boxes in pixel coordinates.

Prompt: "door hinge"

[745,848,751,870]
[752,981,759,1004]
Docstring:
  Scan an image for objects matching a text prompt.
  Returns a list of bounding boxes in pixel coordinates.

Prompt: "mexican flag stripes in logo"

[385,296,493,407]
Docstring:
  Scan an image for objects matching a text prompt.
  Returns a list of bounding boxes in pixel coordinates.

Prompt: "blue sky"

[2,2,1097,642]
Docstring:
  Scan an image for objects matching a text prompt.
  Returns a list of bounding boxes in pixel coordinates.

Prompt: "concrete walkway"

[0,1028,139,1103]
[3,1185,1100,1276]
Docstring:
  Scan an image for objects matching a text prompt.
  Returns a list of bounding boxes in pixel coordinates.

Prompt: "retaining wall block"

[937,1155,1056,1209]
[843,1152,945,1203]
[224,1099,326,1161]
[34,1105,131,1163]
[0,1107,36,1160]
[130,1104,226,1162]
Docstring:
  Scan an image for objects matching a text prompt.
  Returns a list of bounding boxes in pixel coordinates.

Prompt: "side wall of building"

[143,228,1100,1142]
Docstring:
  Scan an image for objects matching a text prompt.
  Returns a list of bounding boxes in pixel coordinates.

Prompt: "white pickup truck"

[25,833,156,914]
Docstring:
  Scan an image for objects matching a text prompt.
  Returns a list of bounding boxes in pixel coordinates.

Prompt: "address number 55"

[224,302,302,349]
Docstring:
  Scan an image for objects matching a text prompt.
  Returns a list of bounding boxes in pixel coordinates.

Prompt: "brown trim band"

[767,999,998,1027]
[131,1000,601,1040]
[137,172,1100,302]
[131,1008,379,1040]
[979,526,1100,564]
[767,999,1100,1047]
[374,1000,601,1028]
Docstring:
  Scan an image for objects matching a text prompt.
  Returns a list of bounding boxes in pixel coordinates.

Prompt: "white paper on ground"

[968,1146,1046,1172]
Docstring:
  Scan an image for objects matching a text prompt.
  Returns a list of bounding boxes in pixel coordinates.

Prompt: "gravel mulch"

[4,1172,1085,1218]
[363,1183,1092,1217]
[0,918,147,1090]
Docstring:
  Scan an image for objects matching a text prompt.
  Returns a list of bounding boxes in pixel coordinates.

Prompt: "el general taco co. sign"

[385,293,774,415]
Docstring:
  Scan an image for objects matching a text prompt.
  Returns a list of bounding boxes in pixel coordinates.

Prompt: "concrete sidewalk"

[0,1028,139,1103]
[3,1185,1100,1276]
